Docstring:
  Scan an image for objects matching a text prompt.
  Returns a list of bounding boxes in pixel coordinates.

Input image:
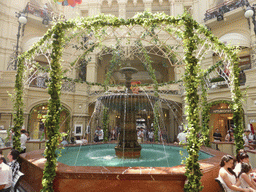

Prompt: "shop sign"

[210,109,233,114]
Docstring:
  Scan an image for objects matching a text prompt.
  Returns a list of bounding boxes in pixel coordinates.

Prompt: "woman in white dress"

[218,155,251,192]
[238,163,256,191]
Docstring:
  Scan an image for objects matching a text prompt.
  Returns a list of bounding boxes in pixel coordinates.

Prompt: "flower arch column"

[183,16,203,191]
[41,23,65,191]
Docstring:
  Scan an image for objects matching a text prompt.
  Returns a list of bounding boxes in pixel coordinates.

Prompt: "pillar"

[144,0,153,12]
[88,0,101,16]
[86,55,98,83]
[118,1,126,19]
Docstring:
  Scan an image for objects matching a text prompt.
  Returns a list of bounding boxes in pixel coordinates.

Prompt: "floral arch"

[13,12,243,191]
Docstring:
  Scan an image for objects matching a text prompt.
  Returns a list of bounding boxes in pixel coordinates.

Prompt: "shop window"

[239,55,251,71]
[28,104,70,140]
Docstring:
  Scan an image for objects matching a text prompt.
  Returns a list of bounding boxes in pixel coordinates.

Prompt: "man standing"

[148,129,154,142]
[0,157,12,192]
[213,128,222,142]
[95,126,104,142]
[20,129,28,153]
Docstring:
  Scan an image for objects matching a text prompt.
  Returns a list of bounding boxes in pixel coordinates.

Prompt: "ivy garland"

[13,12,244,191]
[13,56,25,152]
[182,15,203,192]
[102,107,109,142]
[200,77,210,147]
[41,23,65,192]
[153,101,160,142]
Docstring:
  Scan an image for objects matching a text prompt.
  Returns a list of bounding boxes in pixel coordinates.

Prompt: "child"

[238,163,256,191]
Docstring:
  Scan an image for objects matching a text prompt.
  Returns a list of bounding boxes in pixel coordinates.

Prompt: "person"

[140,129,144,143]
[238,163,256,191]
[94,129,99,142]
[234,152,250,176]
[25,131,30,141]
[158,130,162,142]
[249,132,254,142]
[115,125,120,140]
[75,136,83,144]
[60,137,68,146]
[7,149,20,182]
[143,128,148,142]
[137,129,142,143]
[217,155,251,192]
[148,129,154,142]
[177,129,187,144]
[162,131,167,142]
[20,129,28,153]
[0,150,7,164]
[0,157,12,192]
[70,137,75,144]
[225,130,234,142]
[95,126,103,142]
[243,130,254,150]
[111,128,116,140]
[81,136,88,144]
[213,128,222,142]
[43,3,48,18]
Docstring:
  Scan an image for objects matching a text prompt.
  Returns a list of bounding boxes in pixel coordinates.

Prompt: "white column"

[170,0,174,16]
[173,0,183,17]
[144,0,153,12]
[86,55,98,83]
[192,0,199,22]
[249,17,256,69]
[119,2,126,19]
[88,1,101,16]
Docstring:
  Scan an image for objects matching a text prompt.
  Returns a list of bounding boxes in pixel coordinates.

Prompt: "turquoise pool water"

[57,144,213,167]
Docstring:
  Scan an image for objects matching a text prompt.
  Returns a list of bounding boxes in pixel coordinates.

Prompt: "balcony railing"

[209,71,246,89]
[29,76,75,92]
[204,0,244,22]
[24,2,64,22]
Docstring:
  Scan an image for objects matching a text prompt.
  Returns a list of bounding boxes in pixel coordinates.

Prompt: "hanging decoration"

[56,0,82,7]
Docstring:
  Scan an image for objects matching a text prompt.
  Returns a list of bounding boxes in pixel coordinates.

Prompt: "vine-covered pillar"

[13,56,26,152]
[183,16,203,192]
[200,78,210,147]
[153,100,160,142]
[102,107,109,142]
[41,23,65,192]
[229,53,244,153]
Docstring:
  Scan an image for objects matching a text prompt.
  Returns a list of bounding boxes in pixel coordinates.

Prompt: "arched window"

[28,104,70,140]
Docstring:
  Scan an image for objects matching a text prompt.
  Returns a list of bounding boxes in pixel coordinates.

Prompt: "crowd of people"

[218,150,256,192]
[213,127,256,150]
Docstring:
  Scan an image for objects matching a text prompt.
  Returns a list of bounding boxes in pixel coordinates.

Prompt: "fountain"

[19,66,224,191]
[99,67,153,158]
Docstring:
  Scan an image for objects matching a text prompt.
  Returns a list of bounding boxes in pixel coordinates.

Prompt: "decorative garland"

[102,107,109,142]
[12,12,243,191]
[153,101,160,142]
[182,15,203,192]
[200,77,210,147]
[41,23,65,192]
[228,51,245,153]
[13,56,25,152]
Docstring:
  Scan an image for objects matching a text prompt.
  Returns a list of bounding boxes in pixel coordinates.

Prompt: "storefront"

[209,102,233,142]
[28,104,70,140]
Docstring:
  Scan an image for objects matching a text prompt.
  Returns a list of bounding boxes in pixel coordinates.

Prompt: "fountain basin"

[19,144,226,192]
